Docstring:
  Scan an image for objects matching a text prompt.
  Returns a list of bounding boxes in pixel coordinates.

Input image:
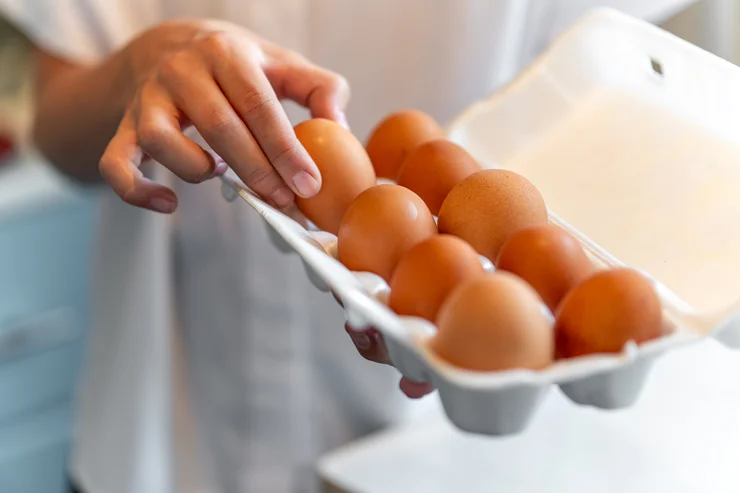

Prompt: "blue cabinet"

[0,167,98,492]
[0,404,74,493]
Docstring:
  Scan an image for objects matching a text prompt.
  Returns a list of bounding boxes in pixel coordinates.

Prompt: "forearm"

[32,49,132,183]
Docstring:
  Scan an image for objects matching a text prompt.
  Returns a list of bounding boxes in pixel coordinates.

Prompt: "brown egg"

[431,272,553,372]
[438,169,548,261]
[337,184,437,282]
[389,235,484,321]
[496,224,593,313]
[555,268,664,359]
[294,118,377,234]
[397,139,481,215]
[365,110,444,179]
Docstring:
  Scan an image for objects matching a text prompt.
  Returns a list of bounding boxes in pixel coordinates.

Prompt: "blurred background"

[0,1,738,492]
[0,13,100,493]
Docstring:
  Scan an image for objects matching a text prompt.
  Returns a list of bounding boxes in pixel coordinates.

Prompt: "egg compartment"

[219,7,740,436]
[220,170,695,435]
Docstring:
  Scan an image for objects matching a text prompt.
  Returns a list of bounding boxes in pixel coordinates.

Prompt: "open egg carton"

[220,8,740,436]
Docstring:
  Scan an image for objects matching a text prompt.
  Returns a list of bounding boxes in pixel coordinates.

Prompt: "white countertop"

[318,339,740,493]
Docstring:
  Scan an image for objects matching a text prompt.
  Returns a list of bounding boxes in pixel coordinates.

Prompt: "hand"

[345,323,435,399]
[100,19,349,213]
[334,291,434,398]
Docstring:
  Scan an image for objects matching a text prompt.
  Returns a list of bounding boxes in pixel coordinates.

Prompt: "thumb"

[266,60,351,128]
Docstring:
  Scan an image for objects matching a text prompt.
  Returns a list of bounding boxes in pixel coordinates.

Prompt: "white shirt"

[0,1,695,492]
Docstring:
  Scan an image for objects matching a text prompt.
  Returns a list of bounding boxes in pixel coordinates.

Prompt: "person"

[0,1,696,492]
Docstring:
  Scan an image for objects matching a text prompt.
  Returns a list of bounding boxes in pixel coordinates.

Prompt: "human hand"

[344,323,435,399]
[100,19,349,213]
[333,291,434,398]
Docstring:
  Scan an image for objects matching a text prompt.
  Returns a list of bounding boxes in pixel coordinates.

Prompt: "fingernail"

[352,333,372,350]
[149,197,177,213]
[292,171,321,198]
[270,187,295,208]
[212,160,228,177]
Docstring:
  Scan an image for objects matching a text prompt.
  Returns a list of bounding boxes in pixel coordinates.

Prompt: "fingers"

[104,30,351,214]
[161,62,296,209]
[345,324,391,365]
[344,323,435,399]
[99,110,179,213]
[399,378,435,399]
[101,79,230,213]
[266,60,351,127]
[134,82,227,183]
[212,48,322,198]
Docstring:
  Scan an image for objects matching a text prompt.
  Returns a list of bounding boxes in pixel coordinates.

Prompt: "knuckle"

[202,109,240,136]
[98,155,128,197]
[157,50,192,83]
[200,31,232,54]
[136,121,169,155]
[120,190,143,207]
[244,165,279,191]
[270,139,302,168]
[238,86,273,121]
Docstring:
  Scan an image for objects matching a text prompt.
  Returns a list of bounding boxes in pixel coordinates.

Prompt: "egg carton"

[219,7,740,436]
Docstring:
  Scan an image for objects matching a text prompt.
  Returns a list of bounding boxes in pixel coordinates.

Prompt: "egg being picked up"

[389,235,484,322]
[338,184,437,282]
[294,118,377,234]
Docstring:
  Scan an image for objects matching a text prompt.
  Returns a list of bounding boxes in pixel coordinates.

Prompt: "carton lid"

[448,9,740,318]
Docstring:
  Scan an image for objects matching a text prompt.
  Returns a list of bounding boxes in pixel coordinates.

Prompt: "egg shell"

[389,235,484,322]
[396,139,481,215]
[431,271,554,372]
[554,268,665,359]
[294,118,377,234]
[496,224,593,313]
[365,110,444,179]
[337,184,438,282]
[438,169,548,261]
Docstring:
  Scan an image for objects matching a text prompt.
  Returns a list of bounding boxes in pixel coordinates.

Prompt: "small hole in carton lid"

[650,57,663,76]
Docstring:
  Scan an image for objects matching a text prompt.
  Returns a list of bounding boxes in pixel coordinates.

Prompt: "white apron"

[0,0,696,492]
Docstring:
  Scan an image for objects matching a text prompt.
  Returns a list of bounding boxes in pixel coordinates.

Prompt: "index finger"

[213,53,322,199]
